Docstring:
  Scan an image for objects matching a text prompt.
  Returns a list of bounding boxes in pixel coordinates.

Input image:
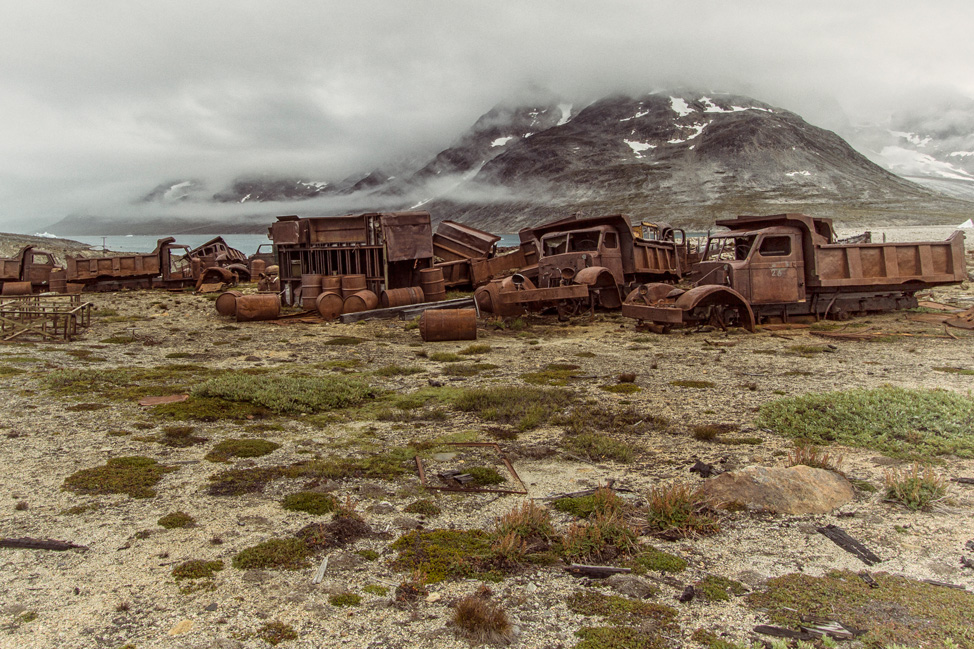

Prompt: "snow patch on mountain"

[668,121,710,144]
[670,97,693,117]
[625,140,656,157]
[880,146,974,181]
[491,136,514,147]
[557,103,573,126]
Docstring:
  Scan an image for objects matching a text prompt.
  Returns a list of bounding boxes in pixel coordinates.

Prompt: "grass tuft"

[452,595,511,644]
[646,483,720,540]
[158,511,195,529]
[884,463,947,510]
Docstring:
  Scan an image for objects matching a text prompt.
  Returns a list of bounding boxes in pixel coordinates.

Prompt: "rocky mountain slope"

[49,91,974,235]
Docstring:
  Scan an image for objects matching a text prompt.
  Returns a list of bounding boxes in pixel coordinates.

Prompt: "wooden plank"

[564,564,632,579]
[817,524,881,565]
[338,297,475,323]
[1,537,87,551]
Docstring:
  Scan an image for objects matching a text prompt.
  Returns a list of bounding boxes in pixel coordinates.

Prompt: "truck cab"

[692,226,805,305]
[536,226,624,287]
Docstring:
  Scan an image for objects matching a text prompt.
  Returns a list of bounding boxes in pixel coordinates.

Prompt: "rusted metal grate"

[0,294,92,342]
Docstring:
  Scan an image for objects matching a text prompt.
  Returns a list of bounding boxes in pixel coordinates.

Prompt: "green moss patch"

[232,537,312,571]
[281,492,338,515]
[252,621,297,646]
[757,386,974,459]
[747,570,974,648]
[521,363,581,386]
[152,396,270,422]
[466,466,506,486]
[63,456,176,499]
[328,592,361,607]
[172,559,223,580]
[696,575,748,601]
[626,547,688,574]
[372,364,424,377]
[193,371,375,415]
[454,385,575,431]
[403,499,441,516]
[158,511,195,529]
[390,529,503,582]
[600,383,642,394]
[568,591,678,649]
[324,336,364,346]
[670,380,715,389]
[563,432,634,462]
[205,438,281,462]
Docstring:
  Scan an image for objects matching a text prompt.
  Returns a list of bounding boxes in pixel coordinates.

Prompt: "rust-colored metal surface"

[322,275,342,291]
[419,267,447,302]
[433,220,501,262]
[269,212,435,305]
[622,283,755,331]
[946,306,974,330]
[342,290,379,314]
[250,259,266,276]
[315,291,344,320]
[48,268,67,294]
[0,294,91,342]
[414,442,528,495]
[419,308,477,341]
[0,245,62,293]
[380,286,425,308]
[215,290,243,317]
[300,274,323,307]
[340,274,367,299]
[1,282,32,296]
[235,294,281,322]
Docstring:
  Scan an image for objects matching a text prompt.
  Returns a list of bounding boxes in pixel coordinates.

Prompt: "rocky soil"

[1,229,973,649]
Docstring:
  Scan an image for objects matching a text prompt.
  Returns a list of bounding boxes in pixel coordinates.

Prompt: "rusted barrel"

[300,274,324,307]
[315,291,344,320]
[251,259,266,276]
[419,268,447,302]
[215,290,243,316]
[1,281,32,296]
[381,286,425,308]
[48,269,67,294]
[342,290,379,314]
[322,275,342,291]
[235,294,280,322]
[341,274,367,299]
[419,308,477,342]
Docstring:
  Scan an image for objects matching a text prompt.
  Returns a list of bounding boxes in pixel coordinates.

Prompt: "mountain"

[48,90,974,235]
[841,91,974,202]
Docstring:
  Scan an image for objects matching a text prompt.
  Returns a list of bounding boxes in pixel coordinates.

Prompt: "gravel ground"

[1,227,973,649]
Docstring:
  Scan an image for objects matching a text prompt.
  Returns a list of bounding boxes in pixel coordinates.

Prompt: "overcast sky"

[2,1,973,232]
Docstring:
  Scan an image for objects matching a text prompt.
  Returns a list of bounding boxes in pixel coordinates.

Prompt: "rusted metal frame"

[503,284,589,305]
[414,442,527,495]
[0,304,89,341]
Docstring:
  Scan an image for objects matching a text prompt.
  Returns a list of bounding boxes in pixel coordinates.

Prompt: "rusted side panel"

[812,231,965,288]
[504,284,589,304]
[381,212,434,261]
[66,238,171,282]
[269,217,302,245]
[307,215,372,244]
[433,220,501,261]
[632,240,683,277]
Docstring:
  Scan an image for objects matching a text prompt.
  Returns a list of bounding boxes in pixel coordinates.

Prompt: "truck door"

[26,252,57,285]
[747,234,804,305]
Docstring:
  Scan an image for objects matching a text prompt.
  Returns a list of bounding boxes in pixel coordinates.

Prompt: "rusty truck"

[474,213,693,318]
[0,246,62,293]
[622,213,967,331]
[65,237,198,291]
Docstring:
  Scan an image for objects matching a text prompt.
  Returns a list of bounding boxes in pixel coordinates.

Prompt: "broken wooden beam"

[817,524,881,566]
[0,536,87,551]
[564,564,632,579]
[951,477,974,485]
[753,626,814,641]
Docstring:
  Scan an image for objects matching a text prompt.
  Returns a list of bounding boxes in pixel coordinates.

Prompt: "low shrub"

[884,463,947,510]
[452,595,511,645]
[63,456,176,499]
[645,483,720,539]
[158,511,195,529]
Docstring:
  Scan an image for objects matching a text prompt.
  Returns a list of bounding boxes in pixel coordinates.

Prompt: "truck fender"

[573,266,622,309]
[674,285,755,332]
[624,282,683,305]
[225,263,252,282]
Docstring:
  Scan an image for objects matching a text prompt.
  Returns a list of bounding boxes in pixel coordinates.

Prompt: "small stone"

[523,582,538,593]
[432,453,457,462]
[605,574,658,599]
[371,501,395,515]
[204,603,218,612]
[393,516,422,530]
[168,619,193,635]
[426,592,442,603]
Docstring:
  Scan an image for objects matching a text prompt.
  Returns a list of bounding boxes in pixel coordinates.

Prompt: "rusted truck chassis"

[0,246,61,293]
[475,214,692,317]
[622,213,967,330]
[65,237,198,291]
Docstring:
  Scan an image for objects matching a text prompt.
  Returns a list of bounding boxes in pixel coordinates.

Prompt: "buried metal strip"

[414,442,528,495]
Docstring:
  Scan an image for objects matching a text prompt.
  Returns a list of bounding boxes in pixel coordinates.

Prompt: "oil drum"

[315,291,344,320]
[419,308,477,342]
[342,290,379,314]
[341,274,367,299]
[235,294,281,322]
[48,269,67,294]
[1,281,32,296]
[300,274,323,308]
[250,259,266,276]
[380,286,425,308]
[419,268,447,302]
[215,290,243,316]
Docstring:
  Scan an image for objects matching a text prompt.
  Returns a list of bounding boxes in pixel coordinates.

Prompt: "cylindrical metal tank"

[1,282,32,296]
[342,290,379,314]
[300,274,324,308]
[235,294,281,322]
[315,291,344,320]
[419,308,477,342]
[322,275,342,291]
[419,268,447,302]
[250,259,266,276]
[380,286,425,308]
[341,274,367,299]
[215,290,243,316]
[48,269,67,294]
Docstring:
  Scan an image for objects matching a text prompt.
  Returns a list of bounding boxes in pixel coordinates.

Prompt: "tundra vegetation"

[5,283,974,648]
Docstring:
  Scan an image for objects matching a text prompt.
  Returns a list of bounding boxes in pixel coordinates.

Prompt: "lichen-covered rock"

[697,465,854,514]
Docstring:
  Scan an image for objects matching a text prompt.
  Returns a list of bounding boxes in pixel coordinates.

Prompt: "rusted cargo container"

[433,220,501,262]
[270,212,435,306]
[65,237,196,290]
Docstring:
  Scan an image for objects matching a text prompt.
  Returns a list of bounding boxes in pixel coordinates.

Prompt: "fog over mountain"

[3,2,974,233]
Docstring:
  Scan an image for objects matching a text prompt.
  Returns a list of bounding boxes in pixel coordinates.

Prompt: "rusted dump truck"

[474,214,693,317]
[269,212,435,305]
[622,213,967,331]
[65,237,197,291]
[0,246,62,293]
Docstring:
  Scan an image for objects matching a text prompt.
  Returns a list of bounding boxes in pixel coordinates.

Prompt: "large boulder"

[697,465,854,515]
